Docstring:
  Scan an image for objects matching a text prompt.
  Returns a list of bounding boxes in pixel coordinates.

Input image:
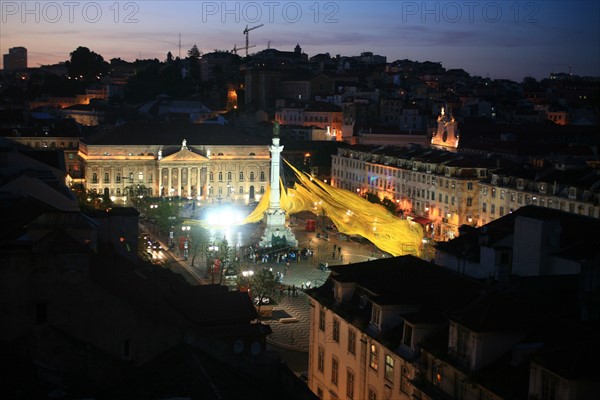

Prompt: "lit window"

[369,344,378,371]
[384,355,394,382]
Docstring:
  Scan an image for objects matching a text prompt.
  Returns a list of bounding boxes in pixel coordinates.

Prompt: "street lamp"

[182,225,191,260]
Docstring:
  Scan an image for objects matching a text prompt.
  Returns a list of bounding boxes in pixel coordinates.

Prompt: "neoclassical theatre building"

[79,122,271,204]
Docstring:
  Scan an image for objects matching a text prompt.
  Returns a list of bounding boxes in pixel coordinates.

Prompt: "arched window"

[116,188,121,195]
[260,186,265,194]
[227,172,232,181]
[138,172,143,182]
[218,172,223,181]
[104,172,109,183]
[260,171,265,181]
[129,172,133,182]
[92,173,98,183]
[239,171,244,181]
[250,172,255,181]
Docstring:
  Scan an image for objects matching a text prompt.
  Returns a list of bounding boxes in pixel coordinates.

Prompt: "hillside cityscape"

[1,43,600,399]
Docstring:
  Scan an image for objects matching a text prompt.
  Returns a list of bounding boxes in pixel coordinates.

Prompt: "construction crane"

[242,24,263,57]
[231,44,256,55]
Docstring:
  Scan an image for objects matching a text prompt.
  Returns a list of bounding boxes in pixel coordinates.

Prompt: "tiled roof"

[82,121,270,146]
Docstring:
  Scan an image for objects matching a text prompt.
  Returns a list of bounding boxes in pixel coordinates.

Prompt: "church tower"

[431,107,459,151]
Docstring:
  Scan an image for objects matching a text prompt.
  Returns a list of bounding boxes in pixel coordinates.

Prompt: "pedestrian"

[287,285,291,296]
[292,284,297,297]
[338,247,342,254]
[332,250,336,259]
[333,244,337,251]
[340,253,344,262]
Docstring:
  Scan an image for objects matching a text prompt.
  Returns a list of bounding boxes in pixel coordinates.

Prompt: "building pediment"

[160,147,208,163]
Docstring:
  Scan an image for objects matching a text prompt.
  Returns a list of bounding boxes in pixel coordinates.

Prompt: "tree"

[166,51,174,63]
[65,46,109,82]
[70,183,114,211]
[248,269,278,317]
[188,44,201,59]
[188,226,209,267]
[381,198,398,215]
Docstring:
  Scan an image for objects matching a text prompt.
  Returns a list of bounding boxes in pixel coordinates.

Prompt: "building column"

[158,166,163,197]
[168,167,172,197]
[187,166,191,198]
[197,166,201,198]
[177,168,181,197]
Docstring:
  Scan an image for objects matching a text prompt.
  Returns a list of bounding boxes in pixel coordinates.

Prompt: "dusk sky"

[2,1,599,81]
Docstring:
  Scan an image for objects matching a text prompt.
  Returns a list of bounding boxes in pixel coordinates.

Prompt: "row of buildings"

[306,206,600,400]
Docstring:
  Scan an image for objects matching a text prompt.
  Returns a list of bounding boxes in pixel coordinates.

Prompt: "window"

[129,172,134,182]
[500,190,505,200]
[384,355,394,382]
[260,171,265,181]
[491,188,496,198]
[400,366,410,394]
[250,172,255,181]
[369,344,379,371]
[209,172,214,181]
[260,186,265,194]
[218,172,223,181]
[116,173,121,183]
[467,182,473,190]
[138,172,143,182]
[239,186,243,194]
[317,347,324,372]
[317,387,323,399]
[368,387,377,400]
[372,305,381,326]
[92,173,98,183]
[457,327,469,357]
[541,371,557,400]
[333,319,340,342]
[331,357,338,385]
[348,329,356,354]
[491,204,496,215]
[227,172,232,181]
[500,206,505,216]
[467,197,473,206]
[239,171,244,181]
[319,308,325,331]
[104,172,109,183]
[346,369,355,399]
[482,203,487,213]
[403,324,413,347]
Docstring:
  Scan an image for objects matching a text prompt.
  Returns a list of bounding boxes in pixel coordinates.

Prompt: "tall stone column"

[176,168,181,197]
[259,122,298,248]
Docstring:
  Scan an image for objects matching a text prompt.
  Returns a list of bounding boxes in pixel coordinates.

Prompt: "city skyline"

[1,1,599,81]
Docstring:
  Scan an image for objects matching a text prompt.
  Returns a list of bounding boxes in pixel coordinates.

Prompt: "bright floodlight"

[205,206,244,227]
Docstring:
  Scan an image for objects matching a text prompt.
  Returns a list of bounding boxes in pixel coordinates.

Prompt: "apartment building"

[331,145,492,241]
[478,166,600,225]
[306,256,600,400]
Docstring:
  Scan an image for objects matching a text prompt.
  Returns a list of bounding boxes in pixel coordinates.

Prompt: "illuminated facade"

[478,169,600,225]
[332,146,490,241]
[79,122,270,204]
[430,107,459,151]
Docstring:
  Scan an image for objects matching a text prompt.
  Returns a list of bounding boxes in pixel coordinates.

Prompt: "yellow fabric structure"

[240,160,423,257]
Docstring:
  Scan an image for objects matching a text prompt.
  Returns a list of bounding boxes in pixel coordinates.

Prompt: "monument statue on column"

[259,122,298,248]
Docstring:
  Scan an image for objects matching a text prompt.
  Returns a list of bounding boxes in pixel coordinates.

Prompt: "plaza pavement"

[171,215,383,353]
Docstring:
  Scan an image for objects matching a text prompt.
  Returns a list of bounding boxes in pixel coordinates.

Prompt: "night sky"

[1,0,599,80]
